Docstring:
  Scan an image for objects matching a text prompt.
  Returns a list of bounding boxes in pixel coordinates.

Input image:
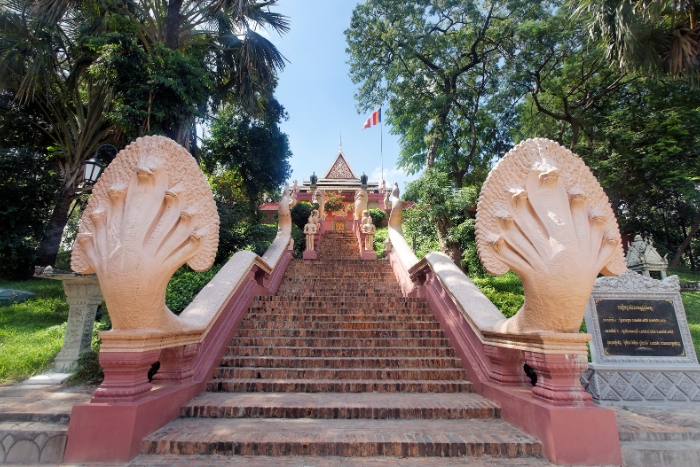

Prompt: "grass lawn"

[0,278,68,385]
[670,268,700,358]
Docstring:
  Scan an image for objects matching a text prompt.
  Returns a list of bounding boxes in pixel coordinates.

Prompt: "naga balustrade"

[64,137,295,462]
[383,139,624,466]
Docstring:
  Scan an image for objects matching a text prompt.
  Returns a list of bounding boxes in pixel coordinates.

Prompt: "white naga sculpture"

[314,189,326,220]
[360,210,376,251]
[354,188,368,220]
[475,138,626,334]
[304,209,320,251]
[71,136,219,332]
[277,182,297,236]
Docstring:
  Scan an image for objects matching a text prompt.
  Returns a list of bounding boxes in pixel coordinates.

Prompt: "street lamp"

[83,145,118,185]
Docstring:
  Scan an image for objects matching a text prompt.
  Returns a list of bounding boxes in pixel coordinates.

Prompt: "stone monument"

[626,234,669,279]
[303,209,320,260]
[582,271,700,405]
[361,213,376,251]
[35,266,103,371]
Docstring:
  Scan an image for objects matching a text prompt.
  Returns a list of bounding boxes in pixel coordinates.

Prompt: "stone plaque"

[593,299,684,357]
[582,271,700,406]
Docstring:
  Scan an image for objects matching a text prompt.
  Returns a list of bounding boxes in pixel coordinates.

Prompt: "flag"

[362,108,381,129]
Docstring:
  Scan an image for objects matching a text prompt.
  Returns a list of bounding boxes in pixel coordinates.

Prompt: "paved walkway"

[1,380,699,466]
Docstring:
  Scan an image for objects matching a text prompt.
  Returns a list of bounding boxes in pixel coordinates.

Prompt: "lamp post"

[83,144,118,185]
[310,172,318,191]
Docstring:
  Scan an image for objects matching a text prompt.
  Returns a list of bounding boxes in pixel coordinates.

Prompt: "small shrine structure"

[626,234,669,278]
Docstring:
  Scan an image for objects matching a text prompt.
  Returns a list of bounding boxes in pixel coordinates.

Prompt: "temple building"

[260,142,388,230]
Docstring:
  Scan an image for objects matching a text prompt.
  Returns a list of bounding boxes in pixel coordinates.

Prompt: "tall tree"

[346,0,544,264]
[574,0,700,82]
[0,1,116,267]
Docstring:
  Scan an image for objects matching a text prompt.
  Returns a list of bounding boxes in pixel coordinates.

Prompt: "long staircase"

[138,230,549,465]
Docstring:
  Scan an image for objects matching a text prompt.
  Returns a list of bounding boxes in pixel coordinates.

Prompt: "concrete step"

[218,356,463,370]
[141,418,541,458]
[182,393,499,420]
[225,346,456,358]
[207,378,473,393]
[213,367,468,381]
[235,329,446,339]
[238,321,442,330]
[621,440,700,467]
[128,454,555,466]
[230,337,452,348]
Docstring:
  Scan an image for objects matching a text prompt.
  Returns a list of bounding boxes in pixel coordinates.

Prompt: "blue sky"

[267,0,419,190]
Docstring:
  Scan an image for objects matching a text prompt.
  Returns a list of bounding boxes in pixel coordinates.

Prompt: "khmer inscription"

[594,299,684,357]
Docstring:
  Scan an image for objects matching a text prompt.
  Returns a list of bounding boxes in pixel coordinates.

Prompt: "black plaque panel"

[594,299,685,357]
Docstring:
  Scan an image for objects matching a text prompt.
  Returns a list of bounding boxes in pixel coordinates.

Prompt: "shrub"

[368,208,386,225]
[166,264,223,314]
[291,201,313,230]
[324,191,345,212]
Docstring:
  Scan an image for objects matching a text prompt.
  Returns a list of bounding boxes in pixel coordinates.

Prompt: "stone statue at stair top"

[309,209,320,227]
[361,214,376,251]
[278,182,294,235]
[303,220,318,251]
[360,209,371,227]
[354,187,368,220]
[626,234,668,278]
[475,138,626,334]
[71,135,220,332]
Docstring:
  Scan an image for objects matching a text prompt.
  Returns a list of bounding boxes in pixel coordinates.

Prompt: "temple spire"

[339,133,343,151]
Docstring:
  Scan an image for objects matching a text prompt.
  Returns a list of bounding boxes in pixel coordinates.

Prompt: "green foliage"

[0,278,68,384]
[216,222,278,264]
[89,34,212,140]
[373,226,388,258]
[368,208,386,226]
[0,149,60,279]
[403,169,479,269]
[470,273,525,319]
[165,265,224,315]
[202,102,292,215]
[324,191,346,212]
[291,202,313,230]
[291,225,305,259]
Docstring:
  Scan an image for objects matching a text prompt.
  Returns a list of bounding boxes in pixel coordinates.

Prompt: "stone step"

[242,313,437,323]
[213,368,468,381]
[274,292,405,298]
[207,378,474,393]
[129,454,555,466]
[621,440,700,467]
[218,356,463,370]
[235,329,446,339]
[247,304,431,313]
[230,337,452,348]
[181,393,499,420]
[225,346,456,358]
[254,296,424,303]
[238,321,441,331]
[141,418,541,458]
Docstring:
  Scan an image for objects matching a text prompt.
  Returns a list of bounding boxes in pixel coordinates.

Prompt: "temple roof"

[323,150,359,180]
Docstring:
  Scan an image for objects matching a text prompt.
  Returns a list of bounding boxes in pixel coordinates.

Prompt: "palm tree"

[0,1,116,267]
[574,0,700,81]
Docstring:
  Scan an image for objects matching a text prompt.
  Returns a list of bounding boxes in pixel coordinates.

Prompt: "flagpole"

[380,115,384,183]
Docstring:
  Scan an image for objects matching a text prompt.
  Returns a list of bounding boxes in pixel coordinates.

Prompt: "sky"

[266,0,419,191]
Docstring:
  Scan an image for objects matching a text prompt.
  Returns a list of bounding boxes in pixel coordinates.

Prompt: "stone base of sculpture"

[302,250,318,260]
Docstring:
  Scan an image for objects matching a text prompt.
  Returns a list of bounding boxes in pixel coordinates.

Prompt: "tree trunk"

[425,108,450,169]
[670,213,700,269]
[435,217,462,268]
[36,188,76,267]
[165,0,184,50]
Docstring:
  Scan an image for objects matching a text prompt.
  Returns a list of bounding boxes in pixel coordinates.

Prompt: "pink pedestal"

[302,250,318,260]
[361,250,377,260]
[524,351,593,407]
[91,350,161,403]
